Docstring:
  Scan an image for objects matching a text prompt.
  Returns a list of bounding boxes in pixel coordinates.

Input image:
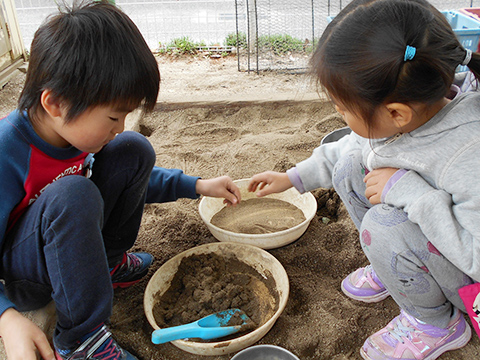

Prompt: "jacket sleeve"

[0,151,22,316]
[145,166,200,203]
[295,131,365,191]
[0,196,18,316]
[384,141,480,281]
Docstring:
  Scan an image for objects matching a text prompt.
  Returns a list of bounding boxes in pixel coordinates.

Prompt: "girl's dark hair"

[311,0,480,125]
[18,0,160,122]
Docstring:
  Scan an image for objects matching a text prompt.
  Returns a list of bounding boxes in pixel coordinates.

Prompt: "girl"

[0,1,240,360]
[248,0,480,359]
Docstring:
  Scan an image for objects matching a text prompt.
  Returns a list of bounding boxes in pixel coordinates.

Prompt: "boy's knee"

[112,131,156,168]
[44,176,103,210]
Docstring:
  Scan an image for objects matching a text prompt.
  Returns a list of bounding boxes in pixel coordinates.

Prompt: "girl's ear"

[40,89,64,118]
[385,103,414,129]
[385,102,414,129]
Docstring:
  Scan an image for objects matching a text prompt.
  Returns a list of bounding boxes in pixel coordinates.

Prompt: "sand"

[211,198,306,234]
[152,252,271,333]
[1,56,479,360]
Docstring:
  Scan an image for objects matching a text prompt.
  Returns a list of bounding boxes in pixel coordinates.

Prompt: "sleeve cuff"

[286,167,306,194]
[181,174,201,199]
[0,289,16,318]
[381,169,408,203]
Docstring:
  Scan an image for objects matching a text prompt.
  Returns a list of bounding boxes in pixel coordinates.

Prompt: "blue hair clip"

[404,45,416,61]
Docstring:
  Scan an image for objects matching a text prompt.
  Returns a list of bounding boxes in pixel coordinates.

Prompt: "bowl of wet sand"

[199,178,317,249]
[144,242,289,356]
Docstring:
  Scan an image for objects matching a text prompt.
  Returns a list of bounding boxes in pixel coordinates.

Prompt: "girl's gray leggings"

[332,149,472,327]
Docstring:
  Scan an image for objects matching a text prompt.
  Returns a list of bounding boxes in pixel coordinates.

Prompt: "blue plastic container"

[441,10,480,72]
[327,10,480,72]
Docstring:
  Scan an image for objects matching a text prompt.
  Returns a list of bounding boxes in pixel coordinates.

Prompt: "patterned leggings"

[332,150,472,327]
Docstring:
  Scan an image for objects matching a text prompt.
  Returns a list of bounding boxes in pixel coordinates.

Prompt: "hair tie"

[462,49,473,66]
[404,45,416,61]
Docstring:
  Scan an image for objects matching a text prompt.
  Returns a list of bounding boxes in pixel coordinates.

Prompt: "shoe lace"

[111,253,141,279]
[59,325,126,360]
[387,314,436,358]
[360,265,382,291]
[122,253,142,277]
[364,264,374,273]
[92,338,124,360]
[388,317,415,344]
[126,253,140,269]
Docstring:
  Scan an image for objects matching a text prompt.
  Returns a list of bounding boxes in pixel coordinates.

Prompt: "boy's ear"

[384,102,413,129]
[40,89,64,118]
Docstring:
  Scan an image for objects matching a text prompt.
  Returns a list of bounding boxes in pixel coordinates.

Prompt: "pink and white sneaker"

[360,308,471,360]
[341,264,390,303]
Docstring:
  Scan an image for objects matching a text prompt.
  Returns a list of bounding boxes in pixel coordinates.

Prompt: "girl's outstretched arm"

[248,171,293,197]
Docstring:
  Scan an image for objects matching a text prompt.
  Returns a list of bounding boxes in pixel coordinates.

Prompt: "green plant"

[171,36,198,54]
[258,34,305,54]
[224,32,247,48]
[160,36,202,55]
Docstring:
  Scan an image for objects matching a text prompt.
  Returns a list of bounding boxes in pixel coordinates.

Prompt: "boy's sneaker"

[360,308,471,360]
[55,324,138,359]
[341,264,390,303]
[110,252,153,289]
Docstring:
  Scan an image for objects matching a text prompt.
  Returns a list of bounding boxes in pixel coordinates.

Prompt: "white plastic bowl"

[199,179,317,249]
[144,242,289,356]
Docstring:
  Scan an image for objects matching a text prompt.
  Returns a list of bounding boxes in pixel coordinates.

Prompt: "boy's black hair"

[310,0,480,129]
[18,0,160,122]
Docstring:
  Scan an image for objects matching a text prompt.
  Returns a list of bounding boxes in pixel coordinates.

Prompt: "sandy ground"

[1,56,480,360]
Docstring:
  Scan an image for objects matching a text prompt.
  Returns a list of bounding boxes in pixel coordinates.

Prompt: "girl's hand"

[0,308,55,360]
[196,176,241,206]
[248,171,293,197]
[364,167,399,205]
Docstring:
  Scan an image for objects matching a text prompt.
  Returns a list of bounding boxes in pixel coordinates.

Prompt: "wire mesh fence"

[120,0,237,51]
[13,0,480,72]
[235,0,480,72]
[14,0,238,51]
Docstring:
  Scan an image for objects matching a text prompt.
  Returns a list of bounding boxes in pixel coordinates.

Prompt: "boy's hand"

[0,308,55,360]
[364,167,399,205]
[196,176,241,206]
[248,171,293,197]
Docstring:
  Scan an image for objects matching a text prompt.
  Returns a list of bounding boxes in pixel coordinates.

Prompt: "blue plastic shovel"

[151,308,252,344]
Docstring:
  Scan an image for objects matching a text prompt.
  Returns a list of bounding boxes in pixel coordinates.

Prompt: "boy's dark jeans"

[0,131,155,349]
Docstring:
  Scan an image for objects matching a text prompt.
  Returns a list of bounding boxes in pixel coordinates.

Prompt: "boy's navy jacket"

[0,110,200,315]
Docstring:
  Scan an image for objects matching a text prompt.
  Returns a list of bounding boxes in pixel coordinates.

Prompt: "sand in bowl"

[210,198,306,234]
[152,252,278,342]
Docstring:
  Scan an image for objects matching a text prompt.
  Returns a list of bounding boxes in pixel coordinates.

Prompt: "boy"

[0,1,240,359]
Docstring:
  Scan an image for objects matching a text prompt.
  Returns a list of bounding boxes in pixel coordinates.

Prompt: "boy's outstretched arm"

[248,171,293,197]
[196,176,241,206]
[0,308,55,360]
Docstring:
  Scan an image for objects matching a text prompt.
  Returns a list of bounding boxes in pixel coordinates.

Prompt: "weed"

[157,32,310,57]
[159,36,203,55]
[224,32,247,48]
[258,34,305,54]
